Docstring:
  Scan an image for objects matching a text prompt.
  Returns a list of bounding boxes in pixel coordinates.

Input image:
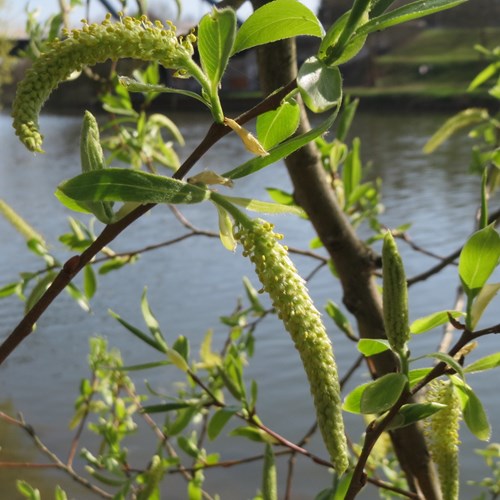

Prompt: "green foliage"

[4,1,500,499]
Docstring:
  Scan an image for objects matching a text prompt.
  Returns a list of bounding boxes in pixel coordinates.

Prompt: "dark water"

[0,109,498,499]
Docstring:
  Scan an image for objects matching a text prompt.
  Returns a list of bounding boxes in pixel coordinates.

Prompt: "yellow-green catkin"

[424,379,461,500]
[12,14,196,153]
[382,232,410,354]
[234,219,348,474]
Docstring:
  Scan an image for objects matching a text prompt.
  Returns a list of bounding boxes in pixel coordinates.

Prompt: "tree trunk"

[249,2,441,497]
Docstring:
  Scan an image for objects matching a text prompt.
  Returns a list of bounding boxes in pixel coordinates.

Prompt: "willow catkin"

[12,14,196,152]
[424,379,461,500]
[235,219,348,474]
[382,232,410,353]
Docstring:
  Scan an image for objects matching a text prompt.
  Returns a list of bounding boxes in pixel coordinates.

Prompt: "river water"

[0,109,498,499]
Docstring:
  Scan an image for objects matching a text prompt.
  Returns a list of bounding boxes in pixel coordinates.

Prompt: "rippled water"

[0,109,498,498]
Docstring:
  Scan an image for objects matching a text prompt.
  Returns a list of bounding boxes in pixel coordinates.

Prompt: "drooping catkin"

[382,232,410,353]
[424,379,461,500]
[234,219,348,474]
[12,14,196,152]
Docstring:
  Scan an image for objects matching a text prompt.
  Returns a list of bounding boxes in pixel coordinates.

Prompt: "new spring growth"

[12,14,197,153]
[424,380,461,500]
[382,232,410,355]
[234,219,348,474]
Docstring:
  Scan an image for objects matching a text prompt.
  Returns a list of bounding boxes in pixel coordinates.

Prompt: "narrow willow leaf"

[141,288,168,352]
[468,62,500,91]
[65,282,91,313]
[421,352,465,380]
[452,378,491,441]
[459,225,500,296]
[297,57,342,113]
[109,309,166,353]
[357,338,391,356]
[25,272,56,313]
[410,310,464,334]
[242,276,265,313]
[408,367,432,387]
[223,109,339,179]
[142,401,193,413]
[119,77,208,106]
[83,264,97,300]
[229,426,272,443]
[354,0,468,40]
[465,353,500,374]
[0,282,19,298]
[325,300,356,339]
[199,329,222,368]
[198,8,236,90]
[57,169,211,205]
[173,335,190,362]
[423,108,489,154]
[385,402,446,430]
[343,138,361,204]
[470,283,500,329]
[232,0,323,55]
[0,199,45,244]
[265,188,294,206]
[256,100,300,150]
[220,195,305,217]
[319,4,369,66]
[208,409,237,440]
[215,204,237,251]
[167,348,189,372]
[336,97,359,142]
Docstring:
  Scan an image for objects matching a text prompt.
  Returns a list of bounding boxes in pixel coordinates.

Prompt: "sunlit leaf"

[410,310,464,334]
[470,283,500,329]
[452,377,491,441]
[465,353,500,374]
[223,110,339,179]
[198,8,236,90]
[208,409,237,440]
[459,224,500,296]
[83,264,97,300]
[232,0,323,54]
[297,57,342,113]
[357,338,391,356]
[256,100,300,150]
[215,204,237,251]
[354,0,468,40]
[423,108,489,153]
[385,402,446,430]
[220,195,305,217]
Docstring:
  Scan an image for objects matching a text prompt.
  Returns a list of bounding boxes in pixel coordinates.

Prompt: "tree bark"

[249,3,441,497]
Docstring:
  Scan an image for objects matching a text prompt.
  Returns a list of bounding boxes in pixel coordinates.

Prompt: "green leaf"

[262,443,277,500]
[16,480,41,500]
[452,378,491,441]
[318,4,369,66]
[385,402,446,430]
[343,138,361,204]
[419,352,465,380]
[215,204,237,251]
[119,76,208,106]
[297,57,343,113]
[465,353,500,374]
[343,373,407,414]
[54,485,68,500]
[0,282,20,298]
[325,300,356,339]
[220,195,305,217]
[423,108,489,153]
[468,61,500,91]
[25,272,56,313]
[410,310,464,334]
[336,97,359,142]
[265,188,294,206]
[199,329,221,368]
[57,169,211,205]
[256,99,300,150]
[207,409,237,440]
[167,347,189,372]
[141,289,169,352]
[470,283,500,330]
[357,338,391,356]
[459,224,500,296]
[232,0,323,55]
[354,0,468,40]
[223,109,339,179]
[408,367,432,387]
[198,8,236,90]
[229,426,274,444]
[83,264,97,300]
[178,435,200,459]
[242,276,265,314]
[0,199,45,245]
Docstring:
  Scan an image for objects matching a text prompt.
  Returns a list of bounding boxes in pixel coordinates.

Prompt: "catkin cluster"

[424,379,461,500]
[235,219,348,474]
[12,14,196,152]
